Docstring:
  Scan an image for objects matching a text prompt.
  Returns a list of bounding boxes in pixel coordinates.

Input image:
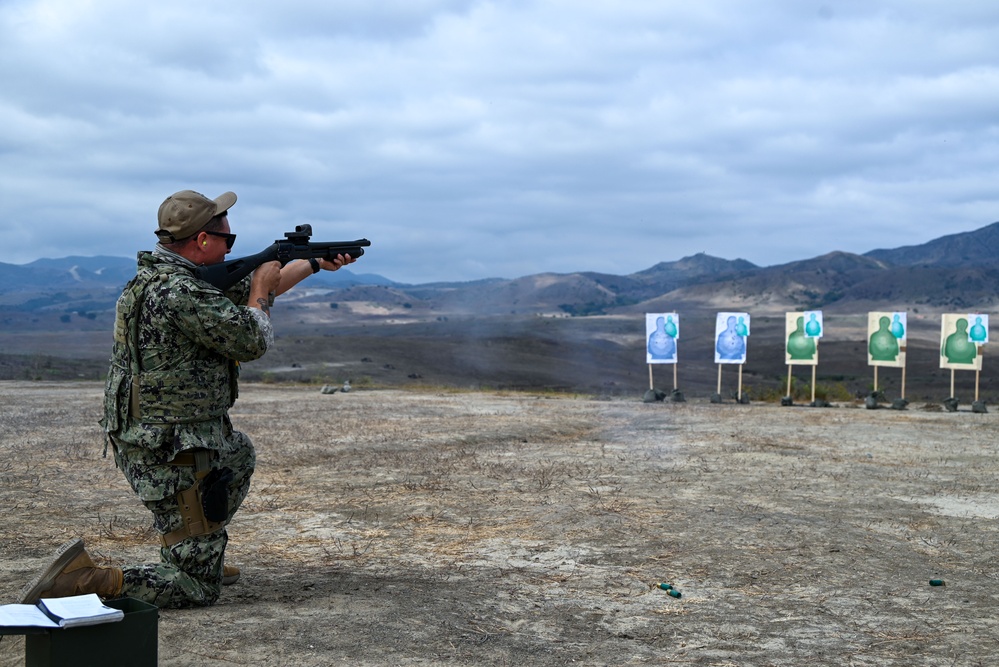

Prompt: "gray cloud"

[2,0,999,283]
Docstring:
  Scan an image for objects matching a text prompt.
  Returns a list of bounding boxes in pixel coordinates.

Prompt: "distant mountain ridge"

[3,222,999,316]
[865,221,999,267]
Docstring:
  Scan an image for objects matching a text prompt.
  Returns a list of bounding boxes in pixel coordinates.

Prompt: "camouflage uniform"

[100,246,272,608]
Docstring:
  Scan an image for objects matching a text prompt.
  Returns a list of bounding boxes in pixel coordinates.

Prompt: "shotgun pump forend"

[193,224,371,291]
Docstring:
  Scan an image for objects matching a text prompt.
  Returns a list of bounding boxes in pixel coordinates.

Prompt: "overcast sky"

[2,1,999,284]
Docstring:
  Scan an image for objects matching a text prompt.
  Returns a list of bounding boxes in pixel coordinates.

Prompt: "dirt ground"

[1,381,998,666]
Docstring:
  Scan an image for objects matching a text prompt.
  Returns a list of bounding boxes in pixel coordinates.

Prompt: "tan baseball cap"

[155,190,237,242]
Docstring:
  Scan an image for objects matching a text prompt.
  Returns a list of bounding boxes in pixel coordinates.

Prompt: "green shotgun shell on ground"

[667,589,682,598]
[657,583,673,591]
[929,579,945,586]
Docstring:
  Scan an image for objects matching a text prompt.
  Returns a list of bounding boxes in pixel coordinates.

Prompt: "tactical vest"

[102,254,238,431]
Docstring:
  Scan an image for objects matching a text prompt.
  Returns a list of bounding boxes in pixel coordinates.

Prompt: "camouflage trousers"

[116,430,256,608]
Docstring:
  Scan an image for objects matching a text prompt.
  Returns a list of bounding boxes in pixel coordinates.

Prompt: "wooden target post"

[946,369,981,401]
[647,363,678,391]
[716,363,744,400]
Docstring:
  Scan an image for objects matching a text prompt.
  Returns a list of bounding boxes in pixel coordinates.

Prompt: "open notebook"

[0,594,124,629]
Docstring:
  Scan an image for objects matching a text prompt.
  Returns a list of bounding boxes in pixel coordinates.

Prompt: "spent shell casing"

[929,579,945,586]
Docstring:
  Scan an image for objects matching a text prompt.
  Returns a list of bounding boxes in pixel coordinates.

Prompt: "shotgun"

[194,224,370,291]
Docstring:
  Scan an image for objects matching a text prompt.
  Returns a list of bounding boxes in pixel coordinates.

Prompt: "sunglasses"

[204,230,237,249]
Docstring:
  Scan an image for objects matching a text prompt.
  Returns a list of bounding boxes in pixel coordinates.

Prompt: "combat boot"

[20,538,124,604]
[222,564,240,586]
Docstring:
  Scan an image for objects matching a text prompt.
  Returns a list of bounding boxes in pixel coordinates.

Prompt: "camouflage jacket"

[101,247,271,473]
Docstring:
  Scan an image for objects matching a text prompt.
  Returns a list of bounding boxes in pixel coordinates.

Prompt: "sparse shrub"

[796,380,854,402]
[746,384,786,403]
[747,377,853,403]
